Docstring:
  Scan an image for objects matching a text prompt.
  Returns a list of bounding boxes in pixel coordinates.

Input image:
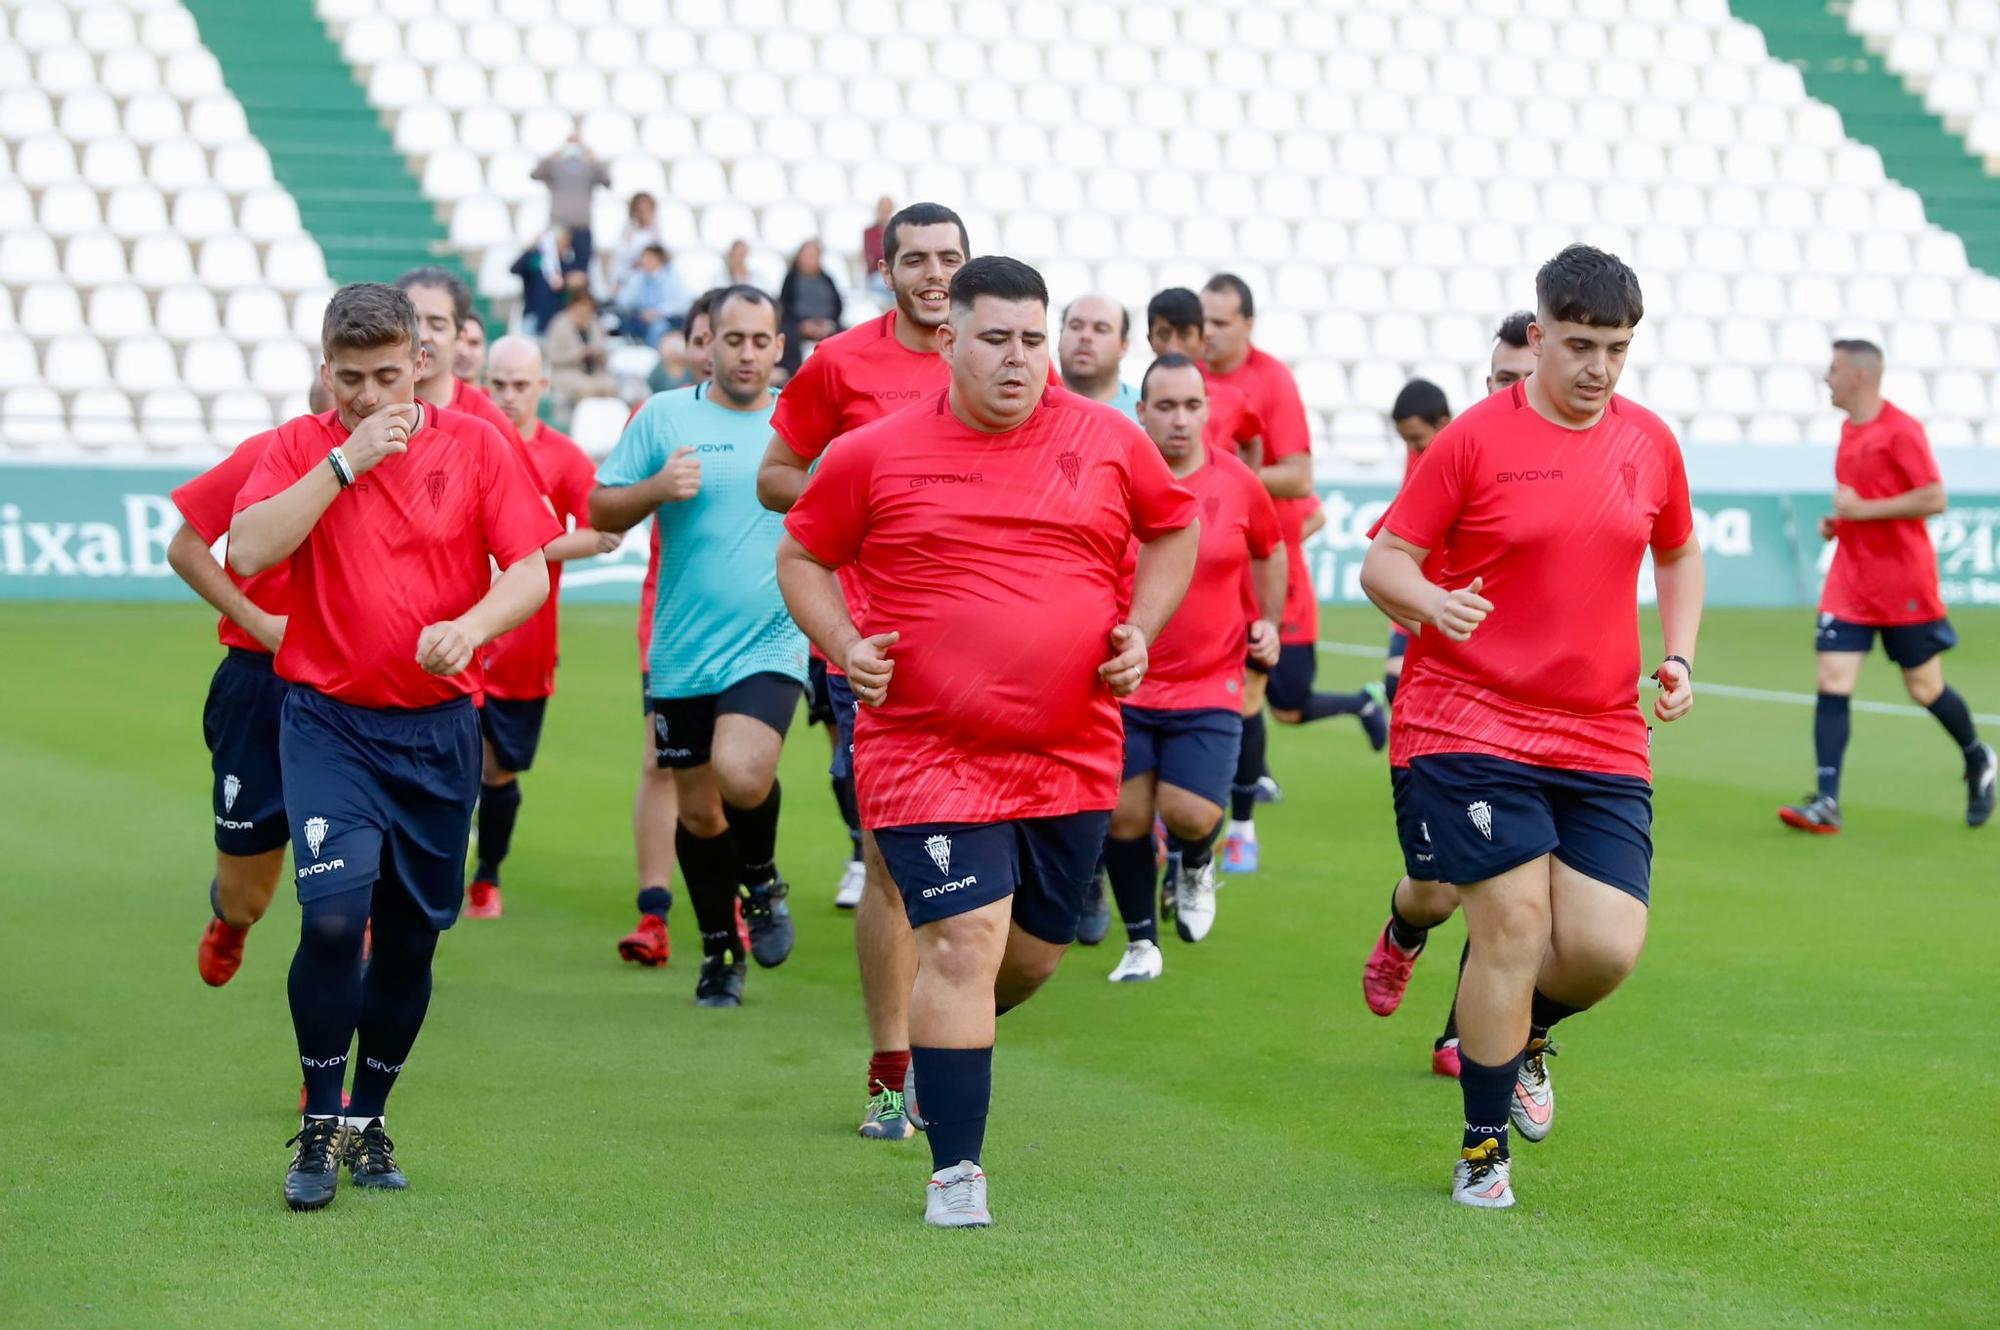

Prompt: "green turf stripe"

[1730,1,2000,276]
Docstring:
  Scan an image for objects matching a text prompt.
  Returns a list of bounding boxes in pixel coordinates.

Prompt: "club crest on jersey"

[925,834,952,875]
[1466,802,1494,841]
[425,470,448,510]
[304,816,329,859]
[1057,449,1081,490]
[222,773,241,814]
[1620,461,1638,502]
[1203,495,1221,519]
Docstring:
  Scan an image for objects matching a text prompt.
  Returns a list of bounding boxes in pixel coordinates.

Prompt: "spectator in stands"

[532,135,612,270]
[615,245,689,347]
[455,309,487,385]
[861,195,894,298]
[546,290,618,420]
[778,239,844,374]
[648,329,696,395]
[611,191,664,292]
[511,228,586,335]
[726,239,756,288]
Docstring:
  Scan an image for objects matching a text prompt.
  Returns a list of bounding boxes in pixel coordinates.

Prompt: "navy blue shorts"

[1260,642,1318,711]
[827,672,857,781]
[1389,766,1442,883]
[1387,627,1410,659]
[480,696,548,774]
[1816,614,1957,669]
[1407,753,1653,904]
[1121,705,1241,809]
[876,810,1113,945]
[806,656,836,727]
[202,648,290,856]
[279,687,481,929]
[651,672,801,769]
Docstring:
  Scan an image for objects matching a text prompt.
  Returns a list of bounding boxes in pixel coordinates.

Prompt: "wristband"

[1662,654,1691,679]
[328,447,355,488]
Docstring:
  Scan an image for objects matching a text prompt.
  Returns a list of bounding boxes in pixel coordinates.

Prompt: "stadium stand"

[6,0,2000,461]
[0,0,332,453]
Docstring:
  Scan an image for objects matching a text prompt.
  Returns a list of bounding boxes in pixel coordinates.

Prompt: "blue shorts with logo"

[1387,627,1410,659]
[1121,705,1242,809]
[279,686,482,929]
[1389,765,1442,882]
[827,672,857,782]
[876,810,1113,944]
[1247,642,1318,711]
[1816,614,1957,669]
[649,672,801,769]
[1407,753,1654,905]
[480,696,548,773]
[203,647,291,856]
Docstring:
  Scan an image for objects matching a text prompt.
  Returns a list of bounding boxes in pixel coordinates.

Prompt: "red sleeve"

[1235,399,1264,449]
[560,444,598,527]
[770,347,842,461]
[1891,419,1943,492]
[1255,363,1311,461]
[172,434,271,543]
[232,424,314,515]
[1380,422,1468,552]
[1651,432,1695,553]
[1126,426,1199,541]
[479,425,564,565]
[1243,468,1282,558]
[784,430,873,566]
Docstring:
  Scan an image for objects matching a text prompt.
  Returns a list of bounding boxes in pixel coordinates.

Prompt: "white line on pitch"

[1315,640,2000,726]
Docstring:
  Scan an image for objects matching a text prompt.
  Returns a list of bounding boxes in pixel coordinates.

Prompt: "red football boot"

[1361,920,1422,1016]
[198,917,248,987]
[618,914,671,967]
[465,879,503,920]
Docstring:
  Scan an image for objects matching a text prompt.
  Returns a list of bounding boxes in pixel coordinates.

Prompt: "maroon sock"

[868,1049,910,1096]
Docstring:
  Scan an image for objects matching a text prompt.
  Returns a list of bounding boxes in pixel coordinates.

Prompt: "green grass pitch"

[1,602,1994,1327]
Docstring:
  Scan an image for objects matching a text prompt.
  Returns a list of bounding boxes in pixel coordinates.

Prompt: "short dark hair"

[686,286,726,331]
[462,308,483,332]
[1203,273,1255,319]
[395,265,473,331]
[1495,310,1533,349]
[947,256,1047,317]
[1832,338,1884,365]
[713,283,778,326]
[321,282,420,357]
[1147,287,1203,334]
[883,202,969,266]
[1535,244,1643,329]
[1063,296,1130,340]
[642,244,668,262]
[1391,378,1451,425]
[1141,352,1203,402]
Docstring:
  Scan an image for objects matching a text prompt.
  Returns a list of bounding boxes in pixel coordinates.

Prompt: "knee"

[715,762,773,810]
[922,919,1006,988]
[1400,876,1458,926]
[679,804,728,838]
[1905,673,1944,707]
[482,759,515,787]
[1559,922,1646,988]
[299,900,368,958]
[1471,895,1552,967]
[1268,708,1302,726]
[1108,806,1152,840]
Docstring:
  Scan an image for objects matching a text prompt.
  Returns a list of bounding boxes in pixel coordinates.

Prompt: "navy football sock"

[1388,885,1428,952]
[348,887,439,1119]
[1529,990,1581,1044]
[911,1045,993,1172]
[1459,1049,1524,1159]
[289,884,371,1117]
[676,822,742,959]
[635,884,673,921]
[831,775,862,859]
[1384,670,1399,705]
[1301,690,1370,721]
[1103,834,1158,945]
[1230,713,1266,821]
[725,780,781,887]
[1168,824,1219,871]
[1926,686,1982,761]
[1814,693,1851,799]
[475,780,522,883]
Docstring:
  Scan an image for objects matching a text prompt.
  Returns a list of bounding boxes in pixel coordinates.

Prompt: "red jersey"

[170,434,290,653]
[1210,347,1317,644]
[1204,376,1263,459]
[772,310,948,460]
[785,385,1198,827]
[482,423,596,700]
[1123,448,1281,713]
[1381,385,1694,780]
[1820,401,1945,626]
[453,377,547,492]
[233,407,560,709]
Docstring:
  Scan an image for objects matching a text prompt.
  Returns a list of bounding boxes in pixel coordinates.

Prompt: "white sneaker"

[1107,939,1163,982]
[924,1160,991,1228]
[1451,1142,1515,1209]
[1174,857,1217,943]
[1509,1040,1556,1143]
[833,859,865,910]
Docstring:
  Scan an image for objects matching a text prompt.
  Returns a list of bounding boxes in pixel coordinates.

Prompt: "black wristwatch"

[1661,654,1692,679]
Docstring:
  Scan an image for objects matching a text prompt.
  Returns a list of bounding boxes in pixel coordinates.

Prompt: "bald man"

[1059,292,1140,420]
[464,336,621,917]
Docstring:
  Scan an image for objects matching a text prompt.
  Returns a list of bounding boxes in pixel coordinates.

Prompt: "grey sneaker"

[1451,1141,1515,1209]
[1778,793,1842,835]
[858,1085,915,1140]
[1174,857,1217,943]
[1509,1038,1556,1143]
[924,1160,991,1228]
[1966,742,1996,828]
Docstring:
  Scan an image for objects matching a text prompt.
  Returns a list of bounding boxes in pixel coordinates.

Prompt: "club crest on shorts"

[1466,801,1494,841]
[304,816,329,859]
[924,834,952,875]
[425,470,448,510]
[1057,449,1080,490]
[222,773,241,814]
